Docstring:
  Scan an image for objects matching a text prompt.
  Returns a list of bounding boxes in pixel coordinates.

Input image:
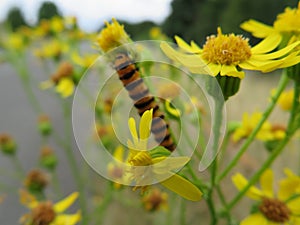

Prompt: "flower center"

[202,27,252,65]
[129,152,152,167]
[129,152,153,187]
[31,201,56,225]
[259,198,291,223]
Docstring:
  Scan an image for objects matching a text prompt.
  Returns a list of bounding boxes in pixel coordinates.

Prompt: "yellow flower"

[97,18,131,52]
[20,191,81,225]
[34,40,68,59]
[232,170,300,225]
[241,2,300,44]
[142,188,168,211]
[5,33,26,51]
[149,27,168,40]
[161,27,300,79]
[232,112,274,142]
[56,78,75,98]
[71,52,98,68]
[50,16,64,33]
[277,89,298,111]
[126,109,202,201]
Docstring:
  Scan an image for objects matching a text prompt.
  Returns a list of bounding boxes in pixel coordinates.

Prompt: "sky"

[0,0,173,32]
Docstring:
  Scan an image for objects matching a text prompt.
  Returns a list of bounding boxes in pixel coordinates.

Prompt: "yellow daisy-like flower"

[20,190,81,225]
[232,170,300,225]
[55,78,75,98]
[126,109,202,201]
[97,18,131,52]
[241,2,300,44]
[161,27,300,79]
[232,112,274,142]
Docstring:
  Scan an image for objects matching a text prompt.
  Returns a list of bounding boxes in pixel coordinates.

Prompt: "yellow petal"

[278,55,300,69]
[260,169,274,198]
[251,33,282,54]
[161,42,207,67]
[153,156,190,174]
[240,19,274,38]
[56,78,74,98]
[128,117,138,146]
[290,215,300,225]
[54,212,81,225]
[175,36,195,53]
[191,41,202,53]
[245,58,283,72]
[240,213,268,225]
[220,64,245,79]
[54,192,79,213]
[113,145,124,162]
[40,80,54,90]
[207,63,221,76]
[251,41,300,60]
[139,109,153,140]
[287,197,300,214]
[160,173,202,201]
[232,173,263,200]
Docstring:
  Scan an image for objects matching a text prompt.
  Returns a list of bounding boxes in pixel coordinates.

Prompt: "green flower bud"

[0,133,16,155]
[39,146,58,170]
[38,115,52,136]
[24,169,48,194]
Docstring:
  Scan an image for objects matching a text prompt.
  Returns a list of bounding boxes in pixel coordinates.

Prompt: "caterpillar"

[113,52,176,151]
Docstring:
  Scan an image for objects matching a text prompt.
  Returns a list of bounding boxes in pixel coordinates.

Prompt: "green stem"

[207,100,224,225]
[216,73,289,183]
[51,170,62,198]
[180,198,186,225]
[216,185,232,223]
[61,100,88,224]
[11,155,25,178]
[10,54,42,113]
[93,183,114,225]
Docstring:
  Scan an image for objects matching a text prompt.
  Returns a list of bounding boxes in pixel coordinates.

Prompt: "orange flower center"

[259,198,291,223]
[31,201,56,225]
[202,27,252,65]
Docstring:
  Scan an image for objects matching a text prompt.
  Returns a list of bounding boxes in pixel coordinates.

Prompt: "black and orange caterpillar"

[113,52,176,151]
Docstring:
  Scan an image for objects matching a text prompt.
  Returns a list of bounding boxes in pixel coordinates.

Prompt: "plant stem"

[180,198,186,225]
[61,100,88,224]
[93,183,114,225]
[206,99,224,225]
[216,73,289,183]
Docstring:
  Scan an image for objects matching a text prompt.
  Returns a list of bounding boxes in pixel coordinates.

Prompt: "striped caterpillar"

[113,52,176,151]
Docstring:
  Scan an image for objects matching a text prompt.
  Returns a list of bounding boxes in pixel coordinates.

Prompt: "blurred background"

[0,0,299,224]
[1,0,299,43]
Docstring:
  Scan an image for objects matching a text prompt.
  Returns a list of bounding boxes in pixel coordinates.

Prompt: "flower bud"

[37,115,52,136]
[0,133,17,155]
[39,146,58,170]
[142,188,168,212]
[24,169,48,194]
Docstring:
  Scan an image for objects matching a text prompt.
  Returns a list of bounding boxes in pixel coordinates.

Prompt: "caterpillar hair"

[113,52,176,151]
